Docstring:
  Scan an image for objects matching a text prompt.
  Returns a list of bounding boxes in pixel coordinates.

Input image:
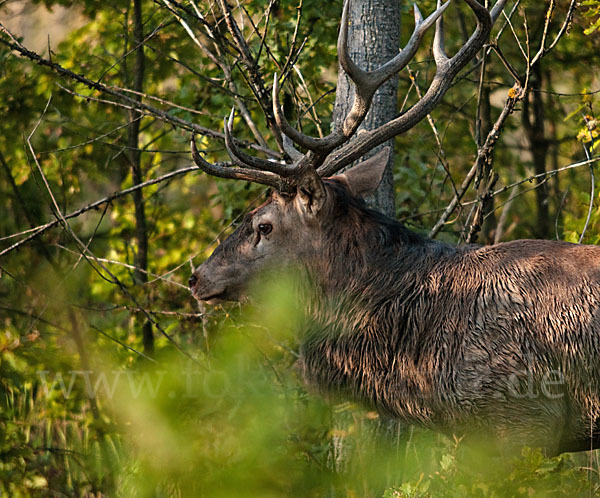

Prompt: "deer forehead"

[251,193,315,226]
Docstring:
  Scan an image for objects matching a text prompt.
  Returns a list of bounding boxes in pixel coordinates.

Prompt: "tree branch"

[0,21,279,158]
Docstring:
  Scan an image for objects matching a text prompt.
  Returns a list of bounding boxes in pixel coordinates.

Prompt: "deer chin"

[192,288,228,305]
[193,287,246,305]
[204,294,227,305]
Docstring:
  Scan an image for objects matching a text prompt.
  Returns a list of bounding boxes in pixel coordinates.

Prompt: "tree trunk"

[332,0,401,217]
[522,65,550,239]
[126,0,154,355]
[328,0,404,467]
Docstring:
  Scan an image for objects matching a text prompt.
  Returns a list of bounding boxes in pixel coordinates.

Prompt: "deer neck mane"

[307,182,455,300]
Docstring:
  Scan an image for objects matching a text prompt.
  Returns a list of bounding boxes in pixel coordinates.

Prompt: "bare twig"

[459,0,577,241]
[280,0,304,78]
[216,0,282,149]
[502,9,527,61]
[241,0,281,70]
[293,65,324,138]
[403,157,600,224]
[430,85,522,238]
[0,164,202,257]
[165,0,270,149]
[579,114,596,243]
[494,185,519,243]
[27,128,198,361]
[0,21,279,158]
[406,65,457,198]
[530,0,577,67]
[491,157,600,198]
[54,244,188,290]
[91,324,158,363]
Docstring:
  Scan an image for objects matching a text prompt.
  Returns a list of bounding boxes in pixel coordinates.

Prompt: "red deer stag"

[188,0,600,455]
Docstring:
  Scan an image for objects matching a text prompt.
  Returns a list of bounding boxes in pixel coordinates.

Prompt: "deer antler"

[318,0,508,177]
[191,0,507,191]
[272,0,451,157]
[191,132,284,189]
[191,109,315,191]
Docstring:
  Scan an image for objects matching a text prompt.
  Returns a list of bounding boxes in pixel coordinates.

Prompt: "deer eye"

[258,223,272,236]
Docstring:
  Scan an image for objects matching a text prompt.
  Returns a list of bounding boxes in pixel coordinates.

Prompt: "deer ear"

[336,147,390,198]
[295,172,327,216]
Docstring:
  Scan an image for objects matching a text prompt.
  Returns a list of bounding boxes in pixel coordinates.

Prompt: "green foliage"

[385,446,597,497]
[582,0,600,35]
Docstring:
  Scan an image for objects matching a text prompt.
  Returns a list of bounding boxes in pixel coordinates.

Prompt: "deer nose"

[188,274,198,288]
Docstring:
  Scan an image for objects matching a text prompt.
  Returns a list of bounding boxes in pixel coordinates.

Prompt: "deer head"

[189,0,507,303]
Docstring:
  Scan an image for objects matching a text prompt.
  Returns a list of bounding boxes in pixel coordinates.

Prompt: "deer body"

[192,178,600,454]
[186,0,600,453]
[298,186,600,454]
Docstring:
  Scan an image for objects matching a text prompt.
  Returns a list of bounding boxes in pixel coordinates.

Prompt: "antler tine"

[363,1,452,89]
[447,0,492,66]
[337,0,451,137]
[223,108,293,176]
[336,0,364,89]
[433,0,449,65]
[490,0,508,23]
[273,0,451,156]
[337,0,391,92]
[191,133,283,189]
[318,0,504,178]
[272,74,343,153]
[282,135,304,162]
